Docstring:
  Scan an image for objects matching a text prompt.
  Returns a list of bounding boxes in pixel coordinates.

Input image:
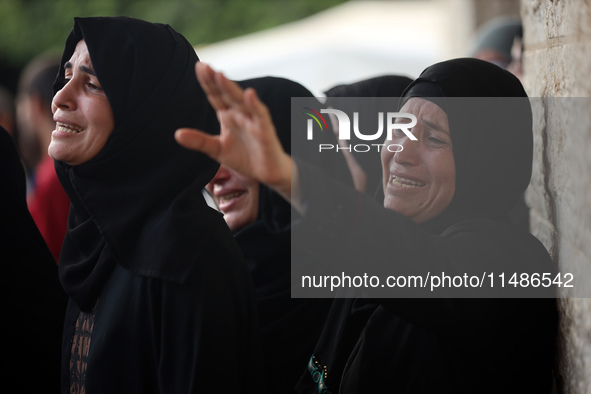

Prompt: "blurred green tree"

[0,0,347,91]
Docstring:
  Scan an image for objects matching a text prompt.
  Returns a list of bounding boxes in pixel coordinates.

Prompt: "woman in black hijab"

[50,17,262,393]
[177,58,557,393]
[206,76,351,392]
[291,59,558,393]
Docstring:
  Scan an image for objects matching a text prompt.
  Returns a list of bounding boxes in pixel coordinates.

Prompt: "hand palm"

[175,62,291,190]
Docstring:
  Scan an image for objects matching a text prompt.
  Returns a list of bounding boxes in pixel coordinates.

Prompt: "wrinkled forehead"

[398,97,449,132]
[63,40,94,73]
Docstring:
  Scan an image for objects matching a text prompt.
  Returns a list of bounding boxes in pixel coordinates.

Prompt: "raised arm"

[175,62,301,211]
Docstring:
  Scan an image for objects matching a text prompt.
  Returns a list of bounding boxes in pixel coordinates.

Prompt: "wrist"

[268,155,302,213]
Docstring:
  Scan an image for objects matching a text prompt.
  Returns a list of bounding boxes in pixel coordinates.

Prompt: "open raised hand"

[175,62,299,207]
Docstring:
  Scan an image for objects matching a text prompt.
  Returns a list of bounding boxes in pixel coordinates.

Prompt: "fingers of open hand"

[196,62,228,111]
[214,71,249,114]
[244,88,271,125]
[175,128,220,160]
[196,62,249,115]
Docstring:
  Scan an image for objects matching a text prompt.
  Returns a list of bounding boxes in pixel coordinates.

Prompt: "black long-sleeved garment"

[61,240,261,393]
[294,158,557,393]
[54,17,264,393]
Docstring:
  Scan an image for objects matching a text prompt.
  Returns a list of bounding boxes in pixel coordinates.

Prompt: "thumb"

[175,128,220,160]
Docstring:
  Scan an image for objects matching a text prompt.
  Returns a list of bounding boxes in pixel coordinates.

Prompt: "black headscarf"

[324,75,413,195]
[397,58,532,232]
[55,17,221,310]
[325,75,414,100]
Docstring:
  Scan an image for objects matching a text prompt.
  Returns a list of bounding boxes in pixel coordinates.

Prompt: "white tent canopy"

[195,1,458,97]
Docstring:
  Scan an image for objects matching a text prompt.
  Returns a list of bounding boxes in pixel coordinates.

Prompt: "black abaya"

[54,17,263,394]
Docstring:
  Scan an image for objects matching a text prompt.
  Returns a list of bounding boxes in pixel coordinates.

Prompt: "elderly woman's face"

[381,98,455,223]
[49,40,114,166]
[206,165,260,232]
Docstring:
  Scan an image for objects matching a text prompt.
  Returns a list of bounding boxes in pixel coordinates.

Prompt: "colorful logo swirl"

[303,107,329,132]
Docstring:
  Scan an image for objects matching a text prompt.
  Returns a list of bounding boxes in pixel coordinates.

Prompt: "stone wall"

[521,0,591,393]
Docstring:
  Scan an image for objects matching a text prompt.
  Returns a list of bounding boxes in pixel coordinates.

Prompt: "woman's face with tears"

[381,97,456,224]
[49,40,115,166]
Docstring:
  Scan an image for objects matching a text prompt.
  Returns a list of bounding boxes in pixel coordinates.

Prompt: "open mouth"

[390,175,425,189]
[218,191,245,204]
[56,122,83,134]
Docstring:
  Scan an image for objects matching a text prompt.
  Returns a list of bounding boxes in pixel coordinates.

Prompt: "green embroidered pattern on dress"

[307,355,331,394]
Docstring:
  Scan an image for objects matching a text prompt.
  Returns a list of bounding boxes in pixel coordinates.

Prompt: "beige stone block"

[522,0,583,42]
[558,297,591,394]
[528,206,557,257]
[522,0,550,44]
[526,97,551,220]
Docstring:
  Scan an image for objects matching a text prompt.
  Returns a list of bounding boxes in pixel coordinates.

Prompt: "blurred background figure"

[471,16,523,81]
[0,85,16,136]
[16,52,69,262]
[324,75,413,195]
